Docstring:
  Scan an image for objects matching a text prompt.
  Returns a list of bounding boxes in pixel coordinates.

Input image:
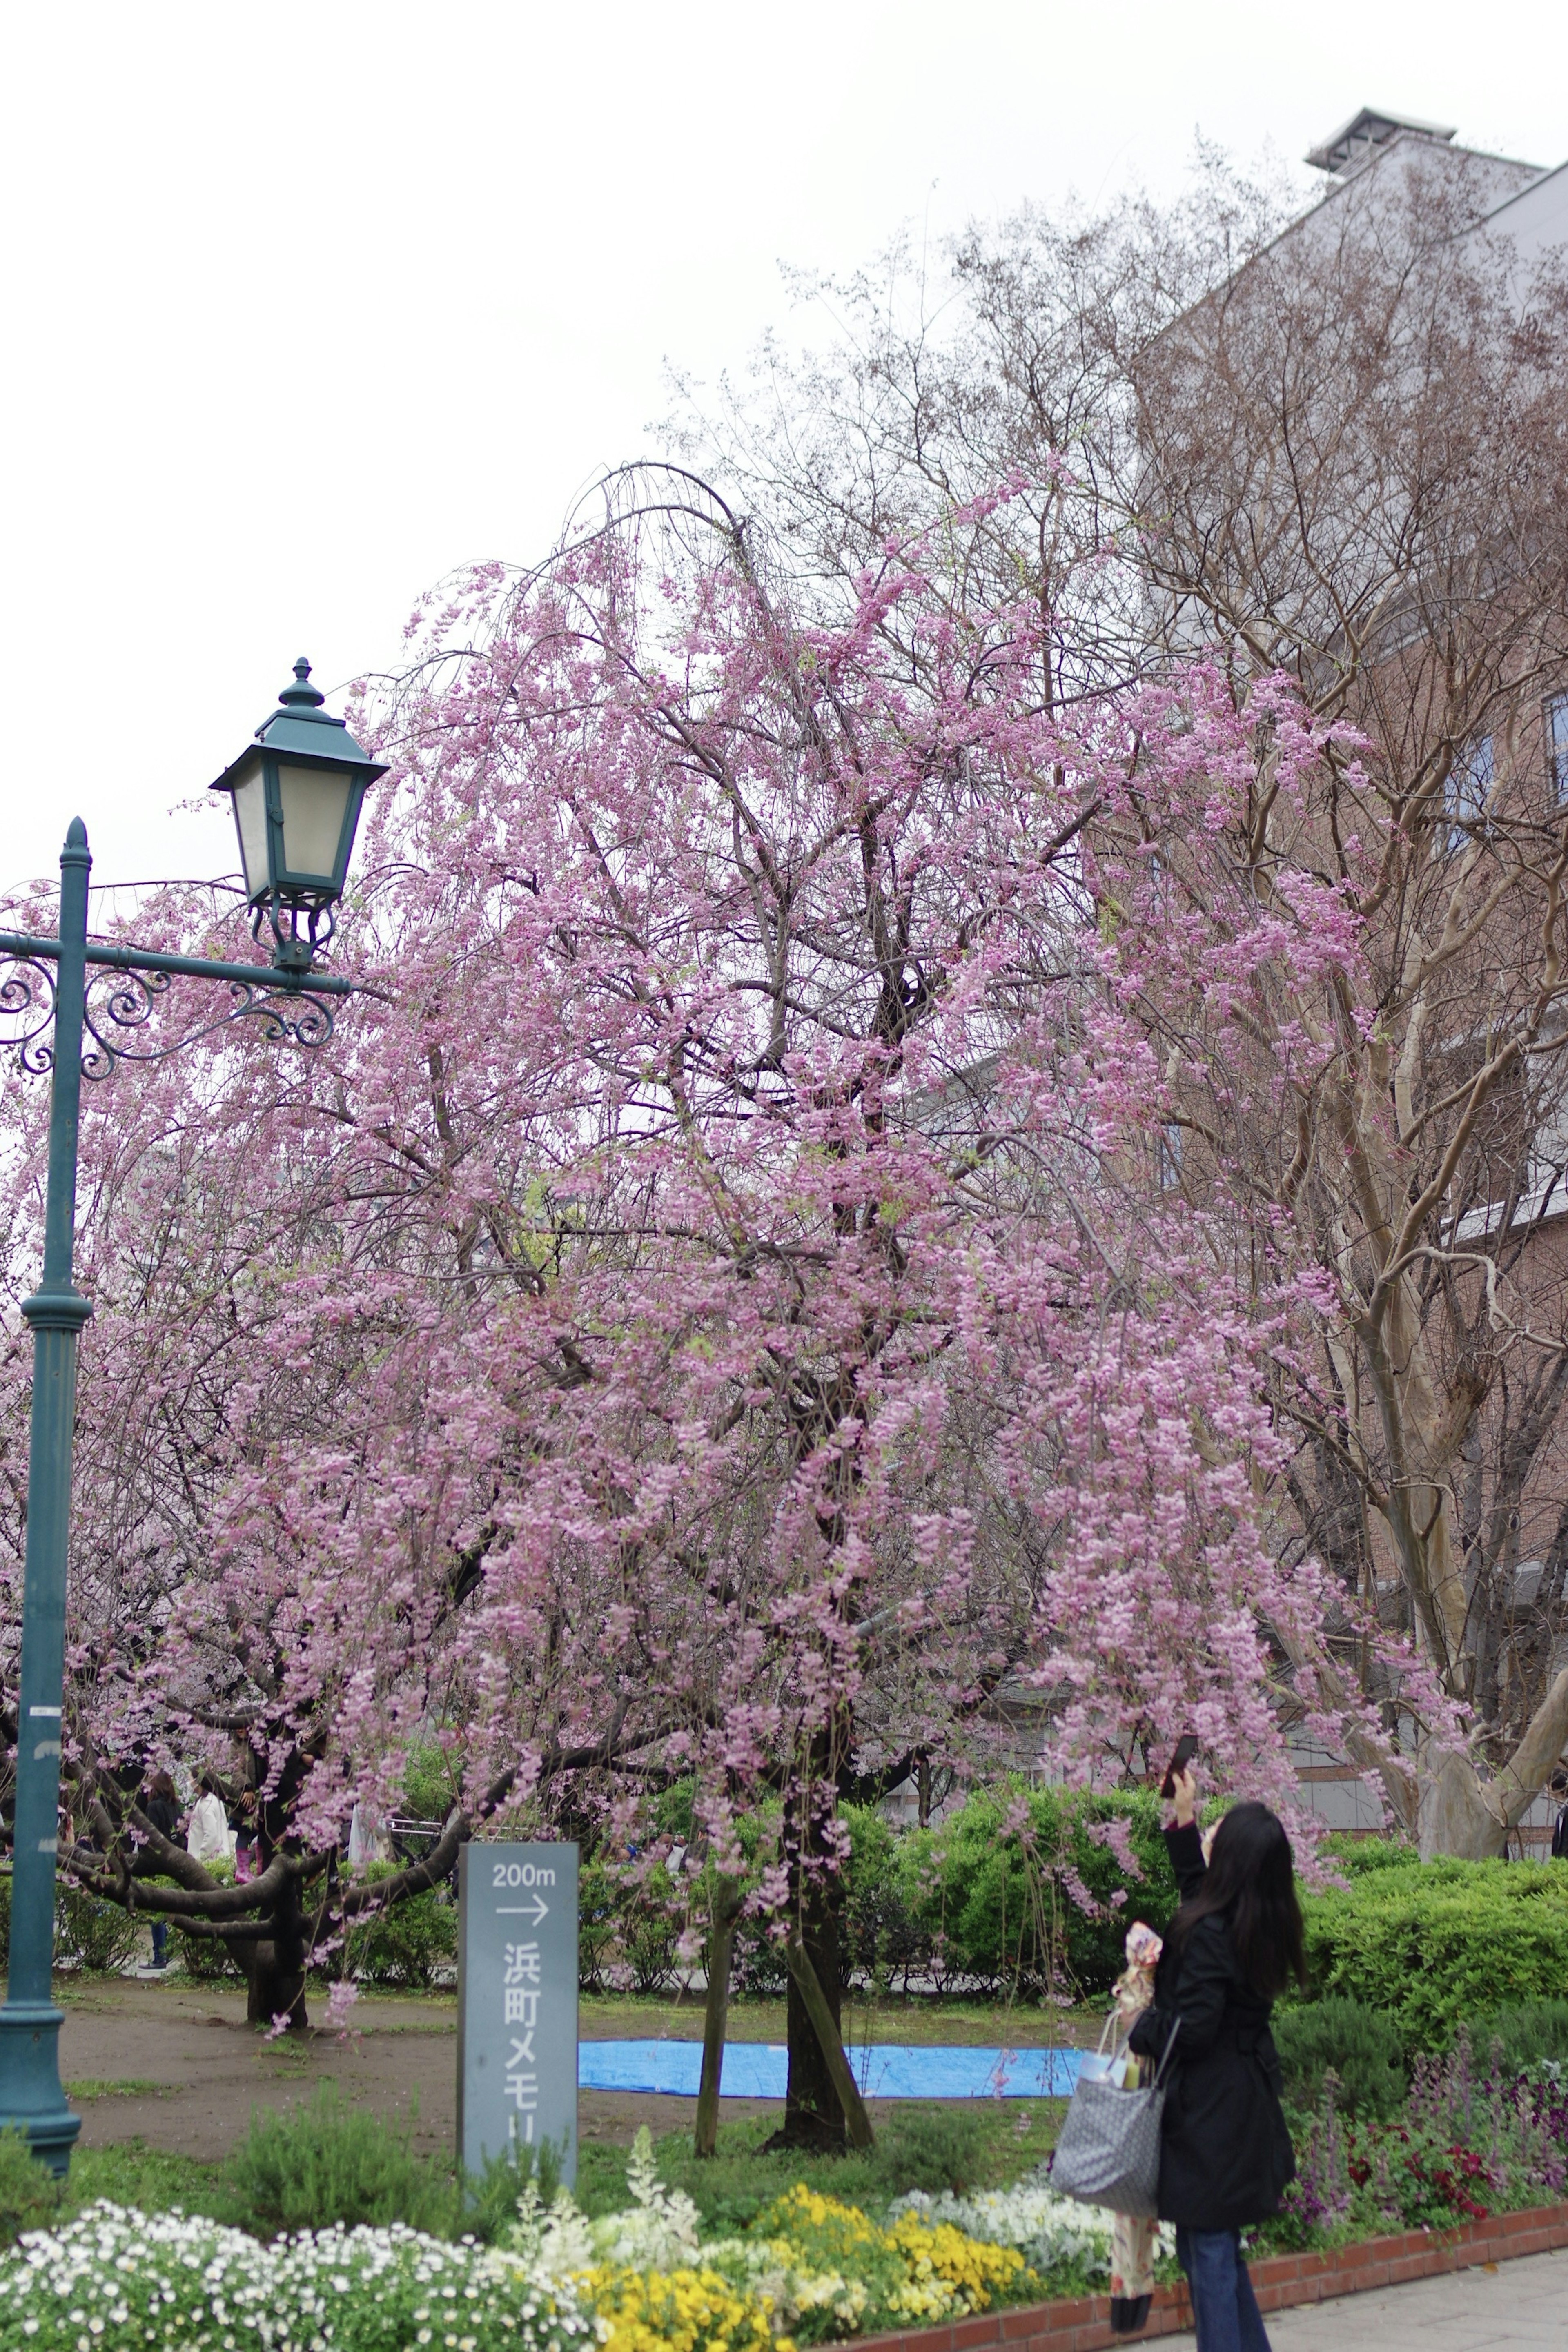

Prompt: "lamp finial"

[278,657,325,711]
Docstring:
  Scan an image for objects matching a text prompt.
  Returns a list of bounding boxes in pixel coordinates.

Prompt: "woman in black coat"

[1126,1768,1302,2352]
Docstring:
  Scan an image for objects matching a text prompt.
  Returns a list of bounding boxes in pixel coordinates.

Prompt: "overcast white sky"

[2,0,1564,901]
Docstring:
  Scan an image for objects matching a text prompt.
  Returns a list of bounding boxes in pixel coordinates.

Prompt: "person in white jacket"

[186,1780,236,1868]
[347,1800,392,1872]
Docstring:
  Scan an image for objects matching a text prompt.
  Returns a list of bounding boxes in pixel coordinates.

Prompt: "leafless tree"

[675,134,1568,1851]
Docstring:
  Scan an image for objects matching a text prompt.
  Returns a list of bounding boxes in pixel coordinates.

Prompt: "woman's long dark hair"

[1170,1802,1306,1998]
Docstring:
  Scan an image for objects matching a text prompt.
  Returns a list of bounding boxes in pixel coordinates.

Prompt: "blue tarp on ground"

[578,2040,1082,2098]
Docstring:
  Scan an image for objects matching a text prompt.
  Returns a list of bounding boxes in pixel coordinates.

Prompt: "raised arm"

[1165,1767,1206,1900]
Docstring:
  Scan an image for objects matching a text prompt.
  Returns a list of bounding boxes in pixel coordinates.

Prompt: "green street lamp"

[211,657,387,974]
[0,661,372,2173]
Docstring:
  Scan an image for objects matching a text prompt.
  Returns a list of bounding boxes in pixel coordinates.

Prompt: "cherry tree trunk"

[694,1875,744,2158]
[243,1871,310,2029]
[765,1764,851,2153]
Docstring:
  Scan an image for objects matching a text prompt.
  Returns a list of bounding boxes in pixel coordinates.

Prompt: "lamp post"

[0,661,385,2173]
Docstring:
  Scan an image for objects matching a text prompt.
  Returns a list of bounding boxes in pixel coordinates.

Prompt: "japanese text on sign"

[457,1842,578,2187]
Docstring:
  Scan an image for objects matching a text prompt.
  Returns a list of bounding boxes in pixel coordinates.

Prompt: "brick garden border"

[835,2198,1568,2352]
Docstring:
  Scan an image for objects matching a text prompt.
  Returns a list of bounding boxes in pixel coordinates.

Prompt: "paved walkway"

[1158,2245,1568,2350]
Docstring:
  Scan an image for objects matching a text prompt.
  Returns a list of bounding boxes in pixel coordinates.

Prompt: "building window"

[1446,735,1494,851]
[1548,694,1568,809]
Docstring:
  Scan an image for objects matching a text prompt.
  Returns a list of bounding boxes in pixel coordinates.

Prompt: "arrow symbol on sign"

[497,1893,550,1924]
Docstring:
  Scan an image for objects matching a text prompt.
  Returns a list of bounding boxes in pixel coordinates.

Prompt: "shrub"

[867,2106,989,2195]
[579,1858,620,1993]
[651,1779,697,1842]
[619,1861,685,1996]
[894,1784,1178,1997]
[158,1855,244,1980]
[397,1739,459,1824]
[222,2083,453,2237]
[53,1881,139,1976]
[1318,1833,1419,1876]
[174,1924,243,1980]
[1471,1999,1568,2073]
[1299,1859,1568,2048]
[343,1874,457,1988]
[842,1805,929,1993]
[1272,1998,1406,2119]
[0,2131,59,2250]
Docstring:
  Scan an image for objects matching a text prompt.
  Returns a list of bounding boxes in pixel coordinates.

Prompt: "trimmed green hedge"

[1317,1833,1420,1876]
[1299,1858,1568,2048]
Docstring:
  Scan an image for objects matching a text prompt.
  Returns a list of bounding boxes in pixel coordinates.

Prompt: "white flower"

[886,2182,1174,2280]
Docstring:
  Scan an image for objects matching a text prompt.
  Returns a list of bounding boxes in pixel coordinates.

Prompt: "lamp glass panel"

[276,763,354,886]
[231,763,271,902]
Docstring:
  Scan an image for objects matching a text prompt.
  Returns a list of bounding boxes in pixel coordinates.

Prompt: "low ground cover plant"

[888,2184,1176,2300]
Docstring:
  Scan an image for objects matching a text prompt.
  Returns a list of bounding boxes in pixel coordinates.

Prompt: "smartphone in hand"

[1160,1733,1198,1800]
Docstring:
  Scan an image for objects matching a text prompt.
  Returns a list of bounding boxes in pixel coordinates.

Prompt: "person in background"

[347,1798,392,1872]
[1550,1768,1568,1860]
[141,1770,182,1971]
[186,1774,236,1868]
[233,1785,258,1882]
[1127,1767,1302,2352]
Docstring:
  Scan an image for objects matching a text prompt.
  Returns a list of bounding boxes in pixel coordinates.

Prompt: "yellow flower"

[885,2217,1024,2312]
[583,2264,789,2352]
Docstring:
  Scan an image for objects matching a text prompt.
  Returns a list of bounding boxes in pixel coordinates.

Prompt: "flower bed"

[503,2132,1039,2343]
[0,2202,600,2350]
[886,2187,1173,2298]
[9,2030,1568,2352]
[1263,2037,1568,2245]
[0,2131,1050,2352]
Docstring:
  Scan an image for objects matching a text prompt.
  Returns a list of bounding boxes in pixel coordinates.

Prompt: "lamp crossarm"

[0,927,354,1076]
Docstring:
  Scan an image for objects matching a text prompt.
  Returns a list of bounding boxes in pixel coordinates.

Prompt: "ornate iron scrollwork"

[0,953,59,1076]
[0,945,336,1079]
[78,969,336,1079]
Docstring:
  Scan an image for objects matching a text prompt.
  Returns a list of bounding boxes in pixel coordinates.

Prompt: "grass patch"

[65,2079,168,2101]
[67,2139,230,2224]
[578,1990,1098,2047]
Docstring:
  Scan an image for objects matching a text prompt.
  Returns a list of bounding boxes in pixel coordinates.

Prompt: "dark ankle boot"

[1110,2293,1152,2335]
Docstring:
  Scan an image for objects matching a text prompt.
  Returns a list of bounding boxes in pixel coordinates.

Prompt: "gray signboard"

[457,1841,579,2187]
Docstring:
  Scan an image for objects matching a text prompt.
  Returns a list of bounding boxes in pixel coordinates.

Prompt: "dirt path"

[58,1975,1070,2160]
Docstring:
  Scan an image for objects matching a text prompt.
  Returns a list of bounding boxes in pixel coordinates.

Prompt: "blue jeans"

[1176,2229,1270,2352]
